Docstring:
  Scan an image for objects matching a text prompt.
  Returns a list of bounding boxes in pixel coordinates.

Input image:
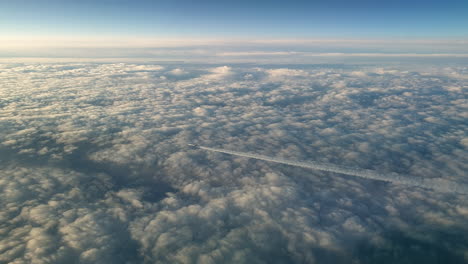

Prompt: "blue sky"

[1,0,467,60]
[2,0,468,38]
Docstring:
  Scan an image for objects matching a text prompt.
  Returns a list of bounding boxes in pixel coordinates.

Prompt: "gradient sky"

[2,0,468,38]
[2,0,468,60]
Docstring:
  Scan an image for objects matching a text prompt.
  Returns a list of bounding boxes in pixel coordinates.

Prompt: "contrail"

[197,145,468,194]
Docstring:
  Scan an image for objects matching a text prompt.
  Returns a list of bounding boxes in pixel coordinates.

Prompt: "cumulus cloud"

[0,62,467,263]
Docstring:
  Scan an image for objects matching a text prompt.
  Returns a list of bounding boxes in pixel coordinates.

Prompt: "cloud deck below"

[0,62,467,263]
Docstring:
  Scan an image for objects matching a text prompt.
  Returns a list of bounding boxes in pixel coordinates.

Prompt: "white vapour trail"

[199,146,468,194]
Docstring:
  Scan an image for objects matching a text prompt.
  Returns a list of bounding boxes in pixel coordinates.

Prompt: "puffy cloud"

[0,62,467,263]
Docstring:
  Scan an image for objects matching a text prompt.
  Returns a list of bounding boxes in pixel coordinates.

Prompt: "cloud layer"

[1,62,467,263]
[2,37,468,63]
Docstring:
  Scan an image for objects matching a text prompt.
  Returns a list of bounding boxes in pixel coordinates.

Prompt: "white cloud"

[0,62,467,263]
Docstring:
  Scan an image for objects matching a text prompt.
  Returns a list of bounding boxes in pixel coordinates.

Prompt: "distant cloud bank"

[1,36,468,63]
